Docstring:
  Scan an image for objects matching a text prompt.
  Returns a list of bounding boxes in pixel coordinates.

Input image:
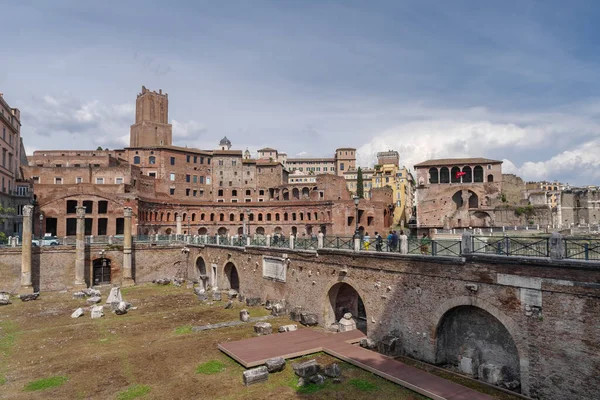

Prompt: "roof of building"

[219,136,232,146]
[336,147,356,151]
[414,158,503,167]
[258,147,277,152]
[286,158,336,163]
[213,150,243,156]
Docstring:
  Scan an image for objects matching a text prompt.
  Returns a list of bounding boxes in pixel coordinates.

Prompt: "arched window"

[229,213,234,222]
[210,213,215,222]
[219,213,225,221]
[167,212,171,222]
[284,212,288,221]
[258,213,263,221]
[474,166,484,183]
[191,213,196,222]
[200,213,205,221]
[133,156,140,164]
[440,167,450,183]
[266,213,272,221]
[487,174,494,183]
[429,168,439,184]
[149,156,156,164]
[275,213,280,221]
[160,212,164,221]
[451,166,461,183]
[462,166,472,183]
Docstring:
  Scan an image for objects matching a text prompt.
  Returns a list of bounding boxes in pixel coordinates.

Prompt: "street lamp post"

[353,195,360,239]
[244,208,251,237]
[187,216,191,236]
[38,213,44,245]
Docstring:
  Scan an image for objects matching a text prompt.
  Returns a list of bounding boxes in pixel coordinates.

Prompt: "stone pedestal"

[122,207,135,287]
[19,205,34,294]
[338,312,357,332]
[74,206,87,290]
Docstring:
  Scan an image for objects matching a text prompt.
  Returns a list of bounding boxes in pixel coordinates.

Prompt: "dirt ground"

[0,284,517,400]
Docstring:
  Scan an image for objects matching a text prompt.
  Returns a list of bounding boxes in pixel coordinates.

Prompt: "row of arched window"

[429,165,494,184]
[138,210,329,223]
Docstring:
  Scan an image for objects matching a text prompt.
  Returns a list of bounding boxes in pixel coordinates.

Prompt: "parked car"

[32,236,60,246]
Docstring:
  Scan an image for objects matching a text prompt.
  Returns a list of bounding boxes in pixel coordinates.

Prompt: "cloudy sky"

[1,0,600,185]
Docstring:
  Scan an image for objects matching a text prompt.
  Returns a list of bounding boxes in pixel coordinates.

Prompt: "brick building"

[414,158,503,229]
[0,92,33,237]
[23,87,392,238]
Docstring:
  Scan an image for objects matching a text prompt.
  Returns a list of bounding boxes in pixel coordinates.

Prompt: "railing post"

[505,236,510,255]
[108,235,113,245]
[354,237,361,252]
[317,232,324,249]
[266,235,271,247]
[336,237,340,249]
[431,240,437,256]
[216,235,220,245]
[584,243,589,261]
[290,235,295,250]
[246,236,251,246]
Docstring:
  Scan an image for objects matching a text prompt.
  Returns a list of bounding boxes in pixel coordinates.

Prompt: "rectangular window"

[194,156,197,163]
[193,175,197,183]
[55,177,63,184]
[186,188,191,196]
[186,155,190,163]
[218,189,223,196]
[98,201,108,214]
[231,199,238,203]
[340,163,345,171]
[116,218,124,235]
[149,172,156,178]
[33,176,40,183]
[193,189,197,196]
[97,218,108,235]
[169,188,175,195]
[170,173,175,181]
[206,177,211,184]
[170,157,175,165]
[200,157,204,164]
[229,181,232,186]
[186,174,191,182]
[219,160,224,166]
[96,177,104,184]
[232,160,237,166]
[115,177,124,184]
[76,177,83,184]
[199,176,204,184]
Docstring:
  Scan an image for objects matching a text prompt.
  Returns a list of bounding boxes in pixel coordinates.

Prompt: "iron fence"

[295,237,318,250]
[323,236,354,250]
[564,238,600,260]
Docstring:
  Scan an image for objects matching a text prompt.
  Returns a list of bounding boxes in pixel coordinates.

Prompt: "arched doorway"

[165,228,172,234]
[198,227,208,235]
[196,256,208,290]
[93,258,111,285]
[327,282,367,334]
[217,227,228,236]
[435,306,521,391]
[255,226,265,235]
[223,262,240,291]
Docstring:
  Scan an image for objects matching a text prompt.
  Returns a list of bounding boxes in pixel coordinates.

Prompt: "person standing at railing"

[399,230,408,254]
[387,231,394,251]
[375,232,383,251]
[363,232,370,251]
[420,233,431,255]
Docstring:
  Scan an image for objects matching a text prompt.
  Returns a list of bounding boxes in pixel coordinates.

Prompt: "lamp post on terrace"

[353,195,360,240]
[187,216,191,236]
[38,213,44,245]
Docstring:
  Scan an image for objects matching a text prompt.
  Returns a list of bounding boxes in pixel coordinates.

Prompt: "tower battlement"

[129,85,172,147]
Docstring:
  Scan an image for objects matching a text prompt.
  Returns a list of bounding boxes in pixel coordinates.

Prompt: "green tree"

[96,146,103,151]
[0,204,15,244]
[357,167,364,198]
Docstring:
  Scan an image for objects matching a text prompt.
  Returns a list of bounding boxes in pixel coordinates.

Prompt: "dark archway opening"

[93,258,111,285]
[196,257,208,290]
[328,282,367,334]
[435,306,521,392]
[224,262,240,291]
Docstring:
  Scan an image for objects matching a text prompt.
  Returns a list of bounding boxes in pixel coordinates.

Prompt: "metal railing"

[3,232,600,261]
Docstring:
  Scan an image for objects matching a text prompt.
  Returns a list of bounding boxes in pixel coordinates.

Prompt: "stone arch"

[326,281,367,334]
[198,227,208,235]
[440,167,450,183]
[223,261,240,291]
[237,226,244,235]
[468,190,479,209]
[195,256,208,290]
[292,187,300,199]
[92,257,111,285]
[165,228,172,234]
[256,226,265,235]
[462,166,473,183]
[302,187,310,198]
[474,166,484,182]
[429,167,439,184]
[432,296,529,395]
[487,174,494,183]
[217,227,228,236]
[451,166,461,183]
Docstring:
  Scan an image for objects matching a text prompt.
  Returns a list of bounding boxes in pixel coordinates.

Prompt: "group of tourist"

[362,230,431,255]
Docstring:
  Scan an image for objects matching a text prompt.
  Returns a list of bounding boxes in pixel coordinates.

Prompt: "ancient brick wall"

[0,244,598,399]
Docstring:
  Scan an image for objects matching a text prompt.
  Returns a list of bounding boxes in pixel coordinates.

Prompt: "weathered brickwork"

[1,244,597,399]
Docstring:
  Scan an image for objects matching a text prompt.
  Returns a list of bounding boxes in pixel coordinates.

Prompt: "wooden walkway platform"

[218,328,493,400]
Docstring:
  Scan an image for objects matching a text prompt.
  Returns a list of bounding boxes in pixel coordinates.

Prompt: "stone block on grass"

[265,357,286,373]
[254,322,272,335]
[243,366,269,386]
[293,359,320,378]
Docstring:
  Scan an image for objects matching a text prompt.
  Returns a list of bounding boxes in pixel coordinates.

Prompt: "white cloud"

[357,107,600,185]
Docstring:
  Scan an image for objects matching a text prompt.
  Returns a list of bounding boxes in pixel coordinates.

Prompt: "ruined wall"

[1,244,598,399]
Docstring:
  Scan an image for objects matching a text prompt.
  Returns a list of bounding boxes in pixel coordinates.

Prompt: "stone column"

[176,215,182,236]
[317,232,324,249]
[74,206,87,289]
[122,207,135,286]
[20,205,34,294]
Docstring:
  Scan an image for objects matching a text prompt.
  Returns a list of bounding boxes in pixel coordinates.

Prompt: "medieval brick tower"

[129,86,172,147]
